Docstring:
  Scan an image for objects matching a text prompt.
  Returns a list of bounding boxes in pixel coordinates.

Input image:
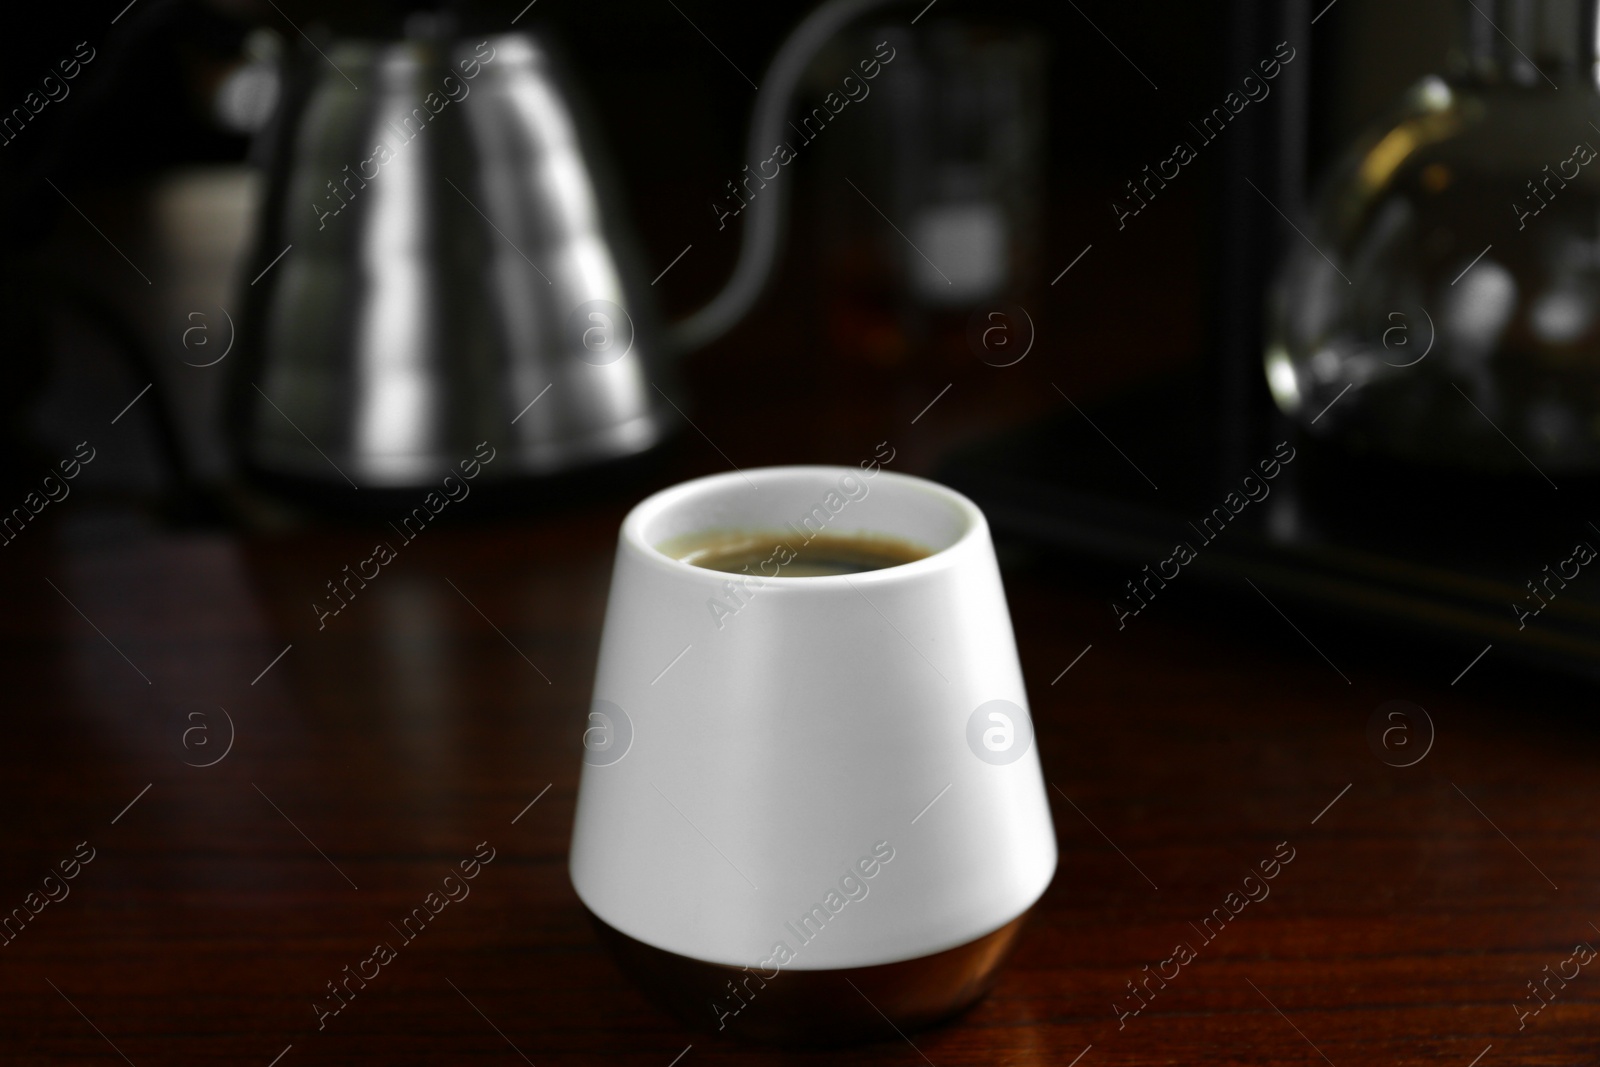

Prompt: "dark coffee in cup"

[662,530,931,577]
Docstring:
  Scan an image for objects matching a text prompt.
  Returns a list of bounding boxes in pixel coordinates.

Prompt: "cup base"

[585,906,1031,1045]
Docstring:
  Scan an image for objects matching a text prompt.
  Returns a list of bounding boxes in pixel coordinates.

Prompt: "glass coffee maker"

[1266,0,1600,477]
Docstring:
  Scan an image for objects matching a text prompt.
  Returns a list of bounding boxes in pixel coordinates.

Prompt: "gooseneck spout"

[667,0,911,353]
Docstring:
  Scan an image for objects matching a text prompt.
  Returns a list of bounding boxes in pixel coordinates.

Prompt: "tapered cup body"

[569,465,1056,1040]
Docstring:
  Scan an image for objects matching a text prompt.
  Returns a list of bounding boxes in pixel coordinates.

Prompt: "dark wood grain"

[3,428,1598,1067]
[2,188,1593,1064]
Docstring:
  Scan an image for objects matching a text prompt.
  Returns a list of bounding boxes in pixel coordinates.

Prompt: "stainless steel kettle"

[232,0,898,491]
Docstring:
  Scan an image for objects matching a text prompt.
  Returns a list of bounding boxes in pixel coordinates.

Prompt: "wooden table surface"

[4,269,1597,1066]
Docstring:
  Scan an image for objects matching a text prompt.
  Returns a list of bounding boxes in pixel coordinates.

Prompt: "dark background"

[0,0,1457,508]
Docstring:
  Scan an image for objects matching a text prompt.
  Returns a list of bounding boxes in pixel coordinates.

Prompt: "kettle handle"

[666,0,913,353]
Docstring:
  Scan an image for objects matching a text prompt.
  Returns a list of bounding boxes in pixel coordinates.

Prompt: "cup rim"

[620,465,985,586]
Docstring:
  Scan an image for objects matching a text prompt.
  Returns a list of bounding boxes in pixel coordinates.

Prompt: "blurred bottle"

[814,19,1045,373]
[1266,0,1600,475]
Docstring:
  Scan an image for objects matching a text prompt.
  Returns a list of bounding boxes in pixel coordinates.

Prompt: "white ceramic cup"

[569,465,1056,981]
